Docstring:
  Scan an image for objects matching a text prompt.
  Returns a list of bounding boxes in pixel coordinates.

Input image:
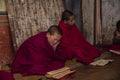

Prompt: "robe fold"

[58,20,100,64]
[0,71,15,80]
[11,32,66,76]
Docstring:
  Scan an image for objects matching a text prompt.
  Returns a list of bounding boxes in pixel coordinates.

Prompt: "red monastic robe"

[58,20,100,64]
[110,44,120,51]
[0,71,15,80]
[11,32,66,76]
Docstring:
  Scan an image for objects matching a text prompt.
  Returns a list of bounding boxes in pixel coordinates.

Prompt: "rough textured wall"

[82,0,95,44]
[102,0,120,44]
[7,0,64,50]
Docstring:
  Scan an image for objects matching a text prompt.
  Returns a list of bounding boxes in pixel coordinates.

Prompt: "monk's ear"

[46,33,50,38]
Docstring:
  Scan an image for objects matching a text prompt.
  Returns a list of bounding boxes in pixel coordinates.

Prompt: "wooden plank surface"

[67,53,120,80]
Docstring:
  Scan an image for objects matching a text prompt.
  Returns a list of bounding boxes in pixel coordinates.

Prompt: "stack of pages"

[45,67,75,79]
[90,59,113,66]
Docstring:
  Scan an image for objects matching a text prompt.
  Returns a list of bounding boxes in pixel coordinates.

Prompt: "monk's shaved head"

[47,25,62,35]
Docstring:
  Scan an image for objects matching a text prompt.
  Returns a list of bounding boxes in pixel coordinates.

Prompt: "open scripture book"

[45,63,82,79]
[90,59,113,66]
[45,67,75,79]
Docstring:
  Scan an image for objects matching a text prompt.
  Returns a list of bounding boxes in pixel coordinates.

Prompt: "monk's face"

[47,32,62,47]
[65,16,75,26]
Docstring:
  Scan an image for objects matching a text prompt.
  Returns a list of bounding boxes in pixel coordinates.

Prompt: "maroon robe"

[11,32,66,76]
[0,71,15,80]
[110,44,120,51]
[58,20,100,64]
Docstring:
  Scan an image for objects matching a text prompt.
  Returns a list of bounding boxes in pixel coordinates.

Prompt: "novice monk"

[58,10,100,64]
[11,25,66,76]
[112,20,120,45]
[111,20,120,51]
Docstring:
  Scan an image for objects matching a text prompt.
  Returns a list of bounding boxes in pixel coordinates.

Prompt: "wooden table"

[66,53,120,80]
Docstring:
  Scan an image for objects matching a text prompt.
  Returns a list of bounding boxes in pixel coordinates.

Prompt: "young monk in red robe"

[58,10,100,64]
[11,25,66,76]
[110,20,120,55]
[110,20,120,51]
